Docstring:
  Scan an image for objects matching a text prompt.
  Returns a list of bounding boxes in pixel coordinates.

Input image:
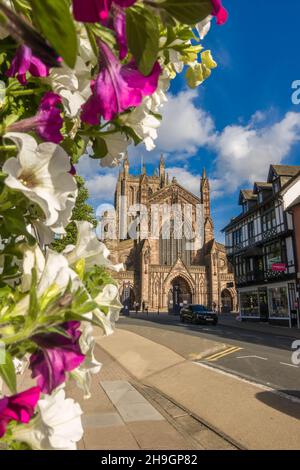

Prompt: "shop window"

[240,291,259,317]
[268,286,289,318]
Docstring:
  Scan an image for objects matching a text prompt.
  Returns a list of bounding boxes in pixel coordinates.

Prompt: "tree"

[51,176,97,252]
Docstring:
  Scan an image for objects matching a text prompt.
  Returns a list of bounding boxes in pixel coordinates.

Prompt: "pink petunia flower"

[72,0,136,23]
[29,322,85,395]
[211,0,228,25]
[8,92,63,144]
[81,41,161,125]
[0,387,41,438]
[112,6,128,60]
[7,45,49,85]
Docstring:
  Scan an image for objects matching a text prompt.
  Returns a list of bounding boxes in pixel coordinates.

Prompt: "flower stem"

[9,88,45,97]
[0,145,16,152]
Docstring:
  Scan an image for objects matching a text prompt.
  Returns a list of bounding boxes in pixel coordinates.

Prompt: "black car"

[180,304,218,325]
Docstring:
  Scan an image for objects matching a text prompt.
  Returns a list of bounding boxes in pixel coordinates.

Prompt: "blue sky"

[79,0,300,242]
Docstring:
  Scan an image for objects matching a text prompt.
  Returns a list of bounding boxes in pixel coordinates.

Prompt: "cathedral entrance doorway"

[221,289,233,313]
[169,277,192,314]
[121,283,135,311]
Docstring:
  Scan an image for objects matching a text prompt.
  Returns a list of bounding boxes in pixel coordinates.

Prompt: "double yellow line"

[205,346,242,362]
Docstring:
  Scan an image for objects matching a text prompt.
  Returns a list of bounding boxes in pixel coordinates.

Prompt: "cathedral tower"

[159,154,166,187]
[200,168,214,244]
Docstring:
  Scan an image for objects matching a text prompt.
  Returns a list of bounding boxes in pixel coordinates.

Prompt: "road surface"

[118,313,300,399]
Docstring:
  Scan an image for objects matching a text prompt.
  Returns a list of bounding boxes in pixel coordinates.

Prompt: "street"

[119,313,300,399]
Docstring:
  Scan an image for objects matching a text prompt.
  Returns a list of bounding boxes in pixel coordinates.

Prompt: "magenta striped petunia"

[0,387,41,438]
[72,0,136,23]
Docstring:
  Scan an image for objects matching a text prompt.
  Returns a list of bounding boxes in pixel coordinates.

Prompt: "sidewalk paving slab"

[67,339,195,450]
[99,328,300,450]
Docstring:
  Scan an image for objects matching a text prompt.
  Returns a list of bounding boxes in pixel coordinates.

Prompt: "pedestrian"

[135,302,139,314]
[142,301,145,312]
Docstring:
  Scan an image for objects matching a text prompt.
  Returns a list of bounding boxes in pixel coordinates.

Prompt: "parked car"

[180,304,218,325]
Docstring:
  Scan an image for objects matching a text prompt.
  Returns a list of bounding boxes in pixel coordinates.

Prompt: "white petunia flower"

[144,77,169,114]
[94,284,123,334]
[63,221,123,271]
[19,245,80,297]
[99,131,131,168]
[3,133,77,228]
[48,54,93,118]
[196,15,213,40]
[72,322,102,399]
[20,243,45,292]
[120,105,161,151]
[12,387,84,450]
[37,250,81,294]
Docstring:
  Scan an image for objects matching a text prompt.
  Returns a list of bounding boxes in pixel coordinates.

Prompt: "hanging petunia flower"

[211,0,228,25]
[7,92,63,144]
[81,41,161,125]
[72,0,136,23]
[120,102,161,151]
[3,133,77,228]
[11,387,83,450]
[72,322,102,399]
[29,322,85,394]
[63,220,123,271]
[112,5,128,60]
[7,45,49,85]
[196,0,228,39]
[0,387,40,438]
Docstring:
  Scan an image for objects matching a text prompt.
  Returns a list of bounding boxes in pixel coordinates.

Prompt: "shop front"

[239,281,298,327]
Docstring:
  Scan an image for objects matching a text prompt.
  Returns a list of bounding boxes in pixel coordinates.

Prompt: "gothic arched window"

[159,219,192,266]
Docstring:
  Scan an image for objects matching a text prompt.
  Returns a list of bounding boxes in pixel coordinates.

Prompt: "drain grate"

[132,382,244,451]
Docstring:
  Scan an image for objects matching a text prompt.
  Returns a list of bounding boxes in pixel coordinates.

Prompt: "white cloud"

[214,112,300,191]
[85,173,118,203]
[167,167,200,196]
[76,155,118,204]
[76,98,300,208]
[156,89,216,155]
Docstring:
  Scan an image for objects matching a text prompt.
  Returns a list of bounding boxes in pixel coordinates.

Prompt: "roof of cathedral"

[148,180,201,204]
[205,238,226,253]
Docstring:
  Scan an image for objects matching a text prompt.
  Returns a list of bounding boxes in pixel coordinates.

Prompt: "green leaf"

[159,0,213,25]
[0,350,17,394]
[126,6,160,76]
[92,138,108,159]
[28,0,78,68]
[28,268,38,321]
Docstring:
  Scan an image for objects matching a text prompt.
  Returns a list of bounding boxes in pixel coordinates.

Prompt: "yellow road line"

[205,346,242,362]
[204,346,238,361]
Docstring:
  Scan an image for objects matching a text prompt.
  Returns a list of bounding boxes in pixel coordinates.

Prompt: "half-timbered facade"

[224,165,300,327]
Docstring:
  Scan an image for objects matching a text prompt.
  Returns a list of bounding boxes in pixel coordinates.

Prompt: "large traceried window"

[160,219,193,266]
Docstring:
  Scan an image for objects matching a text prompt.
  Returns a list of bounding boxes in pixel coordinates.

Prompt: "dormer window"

[243,202,248,214]
[258,192,263,203]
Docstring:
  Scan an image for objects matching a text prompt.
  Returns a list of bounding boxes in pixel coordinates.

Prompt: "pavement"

[218,313,300,339]
[67,341,197,450]
[99,327,300,450]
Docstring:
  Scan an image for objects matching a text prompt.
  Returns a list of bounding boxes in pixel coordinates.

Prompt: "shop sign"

[272,263,287,272]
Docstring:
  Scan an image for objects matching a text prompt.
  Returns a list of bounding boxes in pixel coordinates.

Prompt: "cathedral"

[106,156,237,313]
